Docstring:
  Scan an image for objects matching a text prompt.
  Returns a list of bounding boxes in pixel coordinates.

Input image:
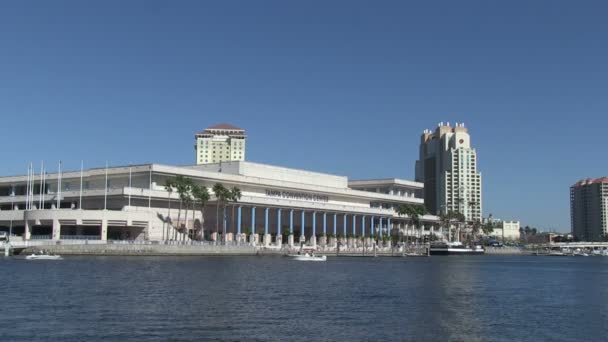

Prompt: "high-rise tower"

[570,177,608,241]
[415,122,482,222]
[195,124,246,165]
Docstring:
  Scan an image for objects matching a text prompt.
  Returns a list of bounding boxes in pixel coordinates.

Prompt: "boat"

[25,252,63,260]
[429,241,485,255]
[288,253,327,261]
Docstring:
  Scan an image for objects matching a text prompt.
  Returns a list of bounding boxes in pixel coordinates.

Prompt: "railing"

[60,235,101,240]
[30,235,51,240]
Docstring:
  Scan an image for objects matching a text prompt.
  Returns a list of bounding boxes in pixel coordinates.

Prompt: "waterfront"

[1,256,607,341]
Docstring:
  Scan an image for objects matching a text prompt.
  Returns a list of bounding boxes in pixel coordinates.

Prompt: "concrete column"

[379,217,383,238]
[333,213,337,236]
[371,216,375,237]
[289,209,294,234]
[362,215,366,237]
[343,214,347,237]
[52,219,60,241]
[237,206,242,235]
[388,218,392,236]
[352,215,357,237]
[323,212,327,236]
[312,211,316,237]
[251,207,256,234]
[264,208,269,235]
[300,210,305,240]
[101,220,108,241]
[277,208,282,235]
[24,220,31,240]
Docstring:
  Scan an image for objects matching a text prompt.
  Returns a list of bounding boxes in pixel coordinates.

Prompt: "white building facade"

[415,122,482,222]
[0,161,440,246]
[195,124,246,165]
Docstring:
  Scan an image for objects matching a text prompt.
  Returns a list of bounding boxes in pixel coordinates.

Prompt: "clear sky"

[1,1,607,231]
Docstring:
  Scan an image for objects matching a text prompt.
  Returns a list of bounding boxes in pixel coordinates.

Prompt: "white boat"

[429,241,485,255]
[287,253,327,261]
[25,253,63,260]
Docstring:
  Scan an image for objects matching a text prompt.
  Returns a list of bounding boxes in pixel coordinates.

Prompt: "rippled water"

[1,255,607,341]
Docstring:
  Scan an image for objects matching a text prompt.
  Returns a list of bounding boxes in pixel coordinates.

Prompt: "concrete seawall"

[23,244,260,256]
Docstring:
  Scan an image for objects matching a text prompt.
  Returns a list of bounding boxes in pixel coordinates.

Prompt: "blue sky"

[1,1,607,231]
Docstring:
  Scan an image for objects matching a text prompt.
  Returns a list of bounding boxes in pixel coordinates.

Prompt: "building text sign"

[265,189,329,202]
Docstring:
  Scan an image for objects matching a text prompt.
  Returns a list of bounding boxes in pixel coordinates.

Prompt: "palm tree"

[192,184,210,241]
[396,203,426,244]
[173,176,193,241]
[212,183,230,241]
[229,186,242,238]
[163,179,174,241]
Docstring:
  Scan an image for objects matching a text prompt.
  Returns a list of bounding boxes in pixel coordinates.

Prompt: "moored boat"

[429,241,485,255]
[288,253,327,261]
[25,252,63,260]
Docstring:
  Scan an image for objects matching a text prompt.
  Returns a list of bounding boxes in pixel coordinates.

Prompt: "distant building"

[483,218,520,241]
[195,124,246,165]
[415,122,482,222]
[570,177,608,241]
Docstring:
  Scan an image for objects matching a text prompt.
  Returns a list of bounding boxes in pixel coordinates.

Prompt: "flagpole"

[25,164,30,210]
[128,166,132,208]
[39,161,43,210]
[79,160,83,209]
[57,161,62,209]
[42,168,46,209]
[148,165,152,209]
[104,161,108,210]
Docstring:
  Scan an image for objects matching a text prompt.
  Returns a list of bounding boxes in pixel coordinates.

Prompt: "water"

[1,255,606,341]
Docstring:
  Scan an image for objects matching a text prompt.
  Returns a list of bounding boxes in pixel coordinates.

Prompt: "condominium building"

[570,177,608,241]
[415,122,482,222]
[195,124,246,165]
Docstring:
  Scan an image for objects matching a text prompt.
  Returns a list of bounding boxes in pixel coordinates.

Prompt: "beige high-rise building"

[415,122,482,222]
[195,124,246,165]
[570,177,608,241]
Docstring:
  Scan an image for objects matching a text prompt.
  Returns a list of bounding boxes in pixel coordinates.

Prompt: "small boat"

[429,241,485,255]
[287,252,327,261]
[25,252,63,260]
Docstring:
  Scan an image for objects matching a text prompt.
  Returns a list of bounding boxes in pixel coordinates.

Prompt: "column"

[333,213,337,236]
[301,210,305,238]
[24,220,31,240]
[289,209,294,234]
[237,206,242,235]
[387,218,392,236]
[264,208,269,235]
[312,211,317,237]
[379,217,383,238]
[371,216,375,237]
[251,207,256,233]
[323,212,327,235]
[352,215,357,236]
[343,214,347,237]
[277,208,282,235]
[362,215,366,237]
[52,218,60,241]
[101,219,108,241]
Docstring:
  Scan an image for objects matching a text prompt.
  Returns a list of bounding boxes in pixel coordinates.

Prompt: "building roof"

[572,177,608,187]
[348,178,424,188]
[206,123,244,131]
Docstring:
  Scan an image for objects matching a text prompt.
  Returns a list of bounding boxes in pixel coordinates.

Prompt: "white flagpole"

[39,161,43,210]
[25,164,30,210]
[128,166,132,208]
[79,160,83,209]
[148,165,152,209]
[104,161,108,210]
[57,161,62,209]
[41,167,45,209]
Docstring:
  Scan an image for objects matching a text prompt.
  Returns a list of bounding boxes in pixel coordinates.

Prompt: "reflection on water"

[0,256,607,341]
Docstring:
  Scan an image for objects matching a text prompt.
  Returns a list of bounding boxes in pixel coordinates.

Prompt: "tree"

[396,204,426,244]
[173,176,193,241]
[212,183,231,241]
[191,184,210,241]
[481,220,495,236]
[163,179,175,241]
[229,186,242,237]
